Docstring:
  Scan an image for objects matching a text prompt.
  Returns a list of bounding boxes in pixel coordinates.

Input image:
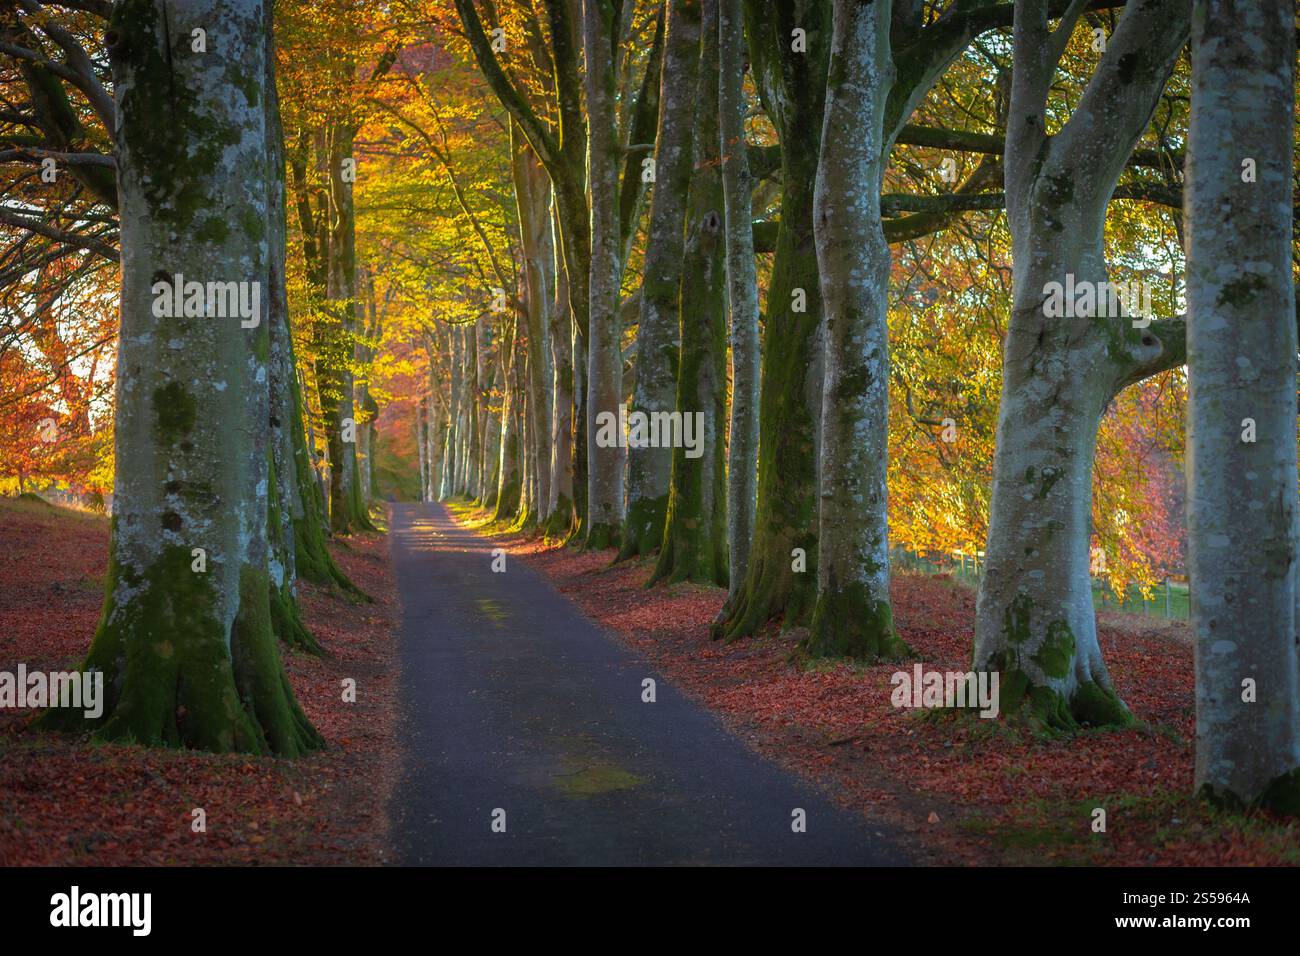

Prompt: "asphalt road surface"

[387,501,910,866]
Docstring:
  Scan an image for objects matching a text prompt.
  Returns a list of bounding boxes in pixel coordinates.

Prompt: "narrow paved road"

[387,502,910,866]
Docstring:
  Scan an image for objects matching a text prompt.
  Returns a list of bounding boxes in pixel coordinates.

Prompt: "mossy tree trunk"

[356,267,382,506]
[717,0,760,603]
[713,0,830,640]
[582,0,625,550]
[804,0,909,662]
[262,5,325,651]
[1185,0,1300,813]
[620,0,701,561]
[319,118,373,533]
[973,0,1188,730]
[40,0,320,755]
[651,0,728,587]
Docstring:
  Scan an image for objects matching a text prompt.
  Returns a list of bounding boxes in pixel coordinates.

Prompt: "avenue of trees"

[1,0,1297,813]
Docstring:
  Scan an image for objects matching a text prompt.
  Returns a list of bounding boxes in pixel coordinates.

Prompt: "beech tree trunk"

[321,119,372,532]
[42,0,319,754]
[544,206,577,535]
[441,324,461,498]
[417,399,429,501]
[717,0,760,604]
[973,0,1189,729]
[620,0,700,560]
[511,123,554,520]
[480,344,501,509]
[1185,0,1300,812]
[804,0,907,661]
[519,355,536,522]
[582,0,625,548]
[263,0,322,651]
[463,319,482,497]
[713,0,830,640]
[495,321,522,521]
[651,0,727,586]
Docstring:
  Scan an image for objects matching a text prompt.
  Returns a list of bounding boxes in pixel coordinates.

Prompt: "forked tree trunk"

[1185,0,1300,812]
[621,0,700,560]
[974,0,1188,729]
[41,0,319,754]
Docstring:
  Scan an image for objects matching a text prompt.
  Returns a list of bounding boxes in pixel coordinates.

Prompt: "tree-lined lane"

[387,502,910,866]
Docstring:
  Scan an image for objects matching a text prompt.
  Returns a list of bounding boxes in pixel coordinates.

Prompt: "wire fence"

[890,547,1190,621]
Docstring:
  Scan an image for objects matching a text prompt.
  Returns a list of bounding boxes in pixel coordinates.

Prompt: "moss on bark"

[38,544,321,756]
[289,363,368,600]
[710,70,823,641]
[583,519,619,551]
[619,492,668,561]
[803,581,911,661]
[539,495,573,540]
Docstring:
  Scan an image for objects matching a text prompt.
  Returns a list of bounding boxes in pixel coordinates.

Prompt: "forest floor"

[452,502,1300,866]
[0,495,399,865]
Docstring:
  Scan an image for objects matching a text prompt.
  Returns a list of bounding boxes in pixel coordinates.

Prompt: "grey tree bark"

[804,0,908,661]
[417,398,429,501]
[717,0,759,604]
[495,318,523,521]
[511,122,555,522]
[322,118,372,531]
[620,0,700,560]
[582,0,625,548]
[650,0,728,586]
[1185,0,1300,812]
[462,318,481,496]
[545,204,577,535]
[42,0,319,754]
[442,324,462,498]
[973,0,1190,729]
[263,0,321,652]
